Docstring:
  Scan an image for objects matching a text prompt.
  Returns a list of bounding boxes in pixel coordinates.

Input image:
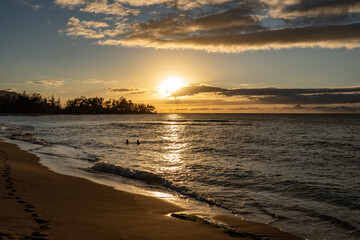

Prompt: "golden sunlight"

[158,77,187,97]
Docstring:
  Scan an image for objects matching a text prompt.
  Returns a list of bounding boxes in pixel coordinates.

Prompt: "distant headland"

[0,91,156,114]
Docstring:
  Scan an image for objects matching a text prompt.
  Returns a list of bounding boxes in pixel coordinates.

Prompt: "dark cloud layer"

[189,7,264,33]
[171,85,360,105]
[283,0,360,16]
[54,0,360,52]
[171,105,360,113]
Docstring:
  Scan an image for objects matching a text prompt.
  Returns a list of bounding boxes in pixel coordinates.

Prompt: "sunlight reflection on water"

[158,117,186,175]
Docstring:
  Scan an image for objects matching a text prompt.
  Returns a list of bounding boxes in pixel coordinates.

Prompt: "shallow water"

[0,114,359,240]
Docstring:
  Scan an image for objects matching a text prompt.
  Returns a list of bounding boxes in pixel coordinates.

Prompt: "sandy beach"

[0,141,303,240]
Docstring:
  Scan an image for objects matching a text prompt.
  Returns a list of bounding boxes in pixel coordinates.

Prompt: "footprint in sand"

[24,204,35,213]
[26,204,35,209]
[17,199,27,204]
[1,152,51,238]
[39,225,50,230]
[24,208,33,213]
[31,231,48,237]
[34,218,48,225]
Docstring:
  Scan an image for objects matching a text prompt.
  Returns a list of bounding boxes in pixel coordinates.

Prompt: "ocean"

[0,114,359,240]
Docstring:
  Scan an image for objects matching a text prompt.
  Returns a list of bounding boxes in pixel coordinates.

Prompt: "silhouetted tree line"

[0,92,156,114]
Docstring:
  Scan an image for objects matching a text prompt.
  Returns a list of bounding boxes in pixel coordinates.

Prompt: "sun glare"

[158,77,187,97]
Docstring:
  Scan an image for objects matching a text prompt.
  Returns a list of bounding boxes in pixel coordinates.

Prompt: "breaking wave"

[9,134,51,146]
[0,124,51,146]
[89,161,232,211]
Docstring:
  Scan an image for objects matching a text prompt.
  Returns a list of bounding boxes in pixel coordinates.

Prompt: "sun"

[158,77,187,97]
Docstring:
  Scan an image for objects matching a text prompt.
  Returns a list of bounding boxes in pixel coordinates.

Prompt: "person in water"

[126,139,129,144]
[136,140,140,145]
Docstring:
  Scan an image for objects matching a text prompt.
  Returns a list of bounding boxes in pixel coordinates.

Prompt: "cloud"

[170,84,360,105]
[172,85,360,96]
[54,0,85,8]
[83,79,103,84]
[171,85,225,96]
[18,0,43,10]
[79,1,140,16]
[108,88,139,92]
[188,8,263,32]
[30,4,42,10]
[103,21,129,37]
[281,0,360,18]
[98,22,360,52]
[116,0,168,7]
[257,93,360,105]
[55,0,140,16]
[65,17,109,39]
[115,0,233,8]
[228,105,360,113]
[117,7,263,40]
[271,104,360,113]
[26,80,64,86]
[55,0,360,52]
[108,87,146,94]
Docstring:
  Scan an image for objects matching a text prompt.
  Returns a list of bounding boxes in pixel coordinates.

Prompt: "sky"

[1,0,360,113]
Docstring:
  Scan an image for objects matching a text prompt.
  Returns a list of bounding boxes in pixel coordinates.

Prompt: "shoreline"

[0,141,303,239]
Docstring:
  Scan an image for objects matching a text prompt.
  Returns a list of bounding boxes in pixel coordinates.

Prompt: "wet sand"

[0,141,303,240]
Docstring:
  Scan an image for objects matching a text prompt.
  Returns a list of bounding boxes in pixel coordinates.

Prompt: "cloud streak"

[26,80,64,86]
[281,0,360,18]
[108,87,146,94]
[171,85,360,105]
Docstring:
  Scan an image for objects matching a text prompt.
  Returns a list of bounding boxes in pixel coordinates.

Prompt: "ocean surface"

[0,114,359,240]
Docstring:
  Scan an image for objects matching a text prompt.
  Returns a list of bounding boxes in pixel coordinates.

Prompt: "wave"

[191,146,217,153]
[287,206,360,235]
[37,150,99,162]
[0,124,49,146]
[9,134,51,146]
[88,161,233,211]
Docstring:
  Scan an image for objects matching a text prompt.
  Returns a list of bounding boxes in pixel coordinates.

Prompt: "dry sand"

[0,141,304,240]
